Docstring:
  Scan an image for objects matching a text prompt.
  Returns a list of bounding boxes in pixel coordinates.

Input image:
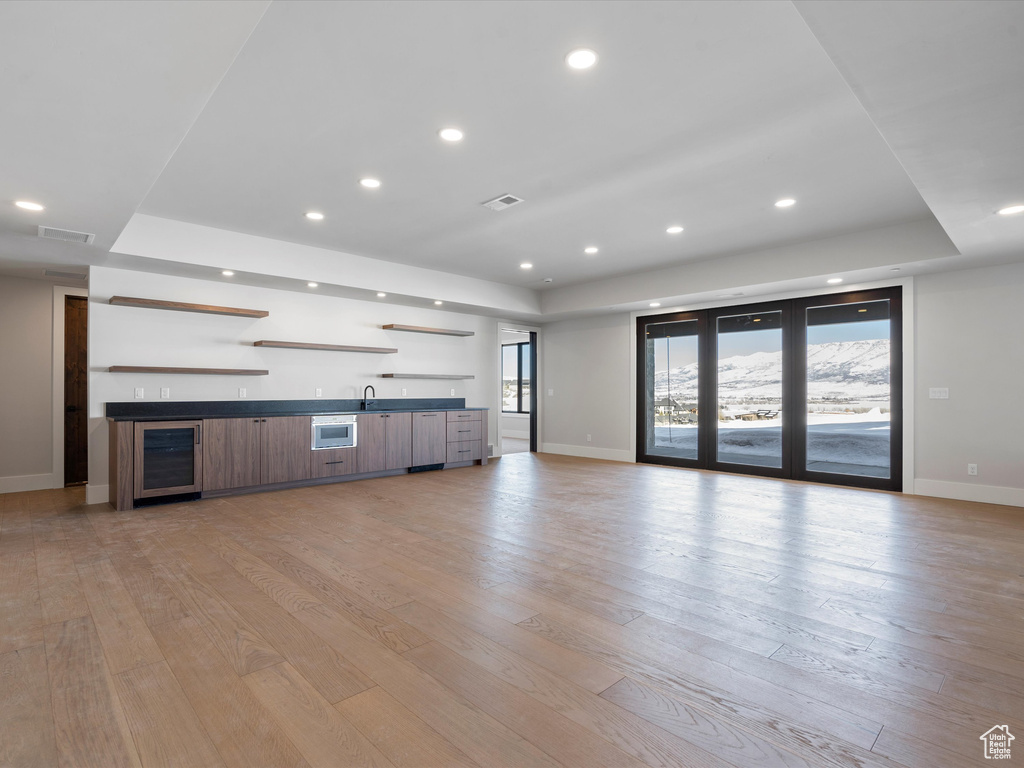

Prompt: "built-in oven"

[311,414,357,450]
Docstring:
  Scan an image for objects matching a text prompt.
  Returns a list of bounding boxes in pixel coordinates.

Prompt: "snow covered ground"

[652,411,890,476]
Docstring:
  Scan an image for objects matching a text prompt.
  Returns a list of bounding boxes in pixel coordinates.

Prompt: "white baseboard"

[914,478,1024,508]
[0,472,57,494]
[86,483,110,505]
[502,430,530,440]
[540,443,633,463]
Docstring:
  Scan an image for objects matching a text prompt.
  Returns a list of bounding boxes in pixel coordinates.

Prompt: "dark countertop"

[106,398,487,421]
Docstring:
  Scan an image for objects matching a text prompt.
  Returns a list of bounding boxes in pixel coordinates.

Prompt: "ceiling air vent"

[43,269,87,280]
[481,194,523,211]
[38,226,95,245]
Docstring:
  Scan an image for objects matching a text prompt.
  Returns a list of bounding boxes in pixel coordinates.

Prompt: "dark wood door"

[203,418,261,491]
[260,416,312,484]
[385,412,412,469]
[356,413,386,473]
[64,295,88,485]
[411,412,446,466]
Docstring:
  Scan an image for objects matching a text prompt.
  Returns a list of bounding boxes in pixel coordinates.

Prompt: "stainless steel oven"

[311,414,357,450]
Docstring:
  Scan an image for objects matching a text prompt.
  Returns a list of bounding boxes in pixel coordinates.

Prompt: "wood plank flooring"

[2,452,1023,767]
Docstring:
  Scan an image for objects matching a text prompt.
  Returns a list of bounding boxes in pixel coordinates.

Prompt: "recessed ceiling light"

[998,204,1024,215]
[376,292,386,298]
[753,318,762,323]
[649,302,661,308]
[584,246,599,255]
[434,300,443,305]
[438,128,463,142]
[858,308,868,313]
[890,267,901,272]
[520,262,533,270]
[566,48,598,69]
[307,282,318,288]
[827,278,843,284]
[775,198,796,208]
[305,211,324,220]
[360,178,381,189]
[15,200,44,211]
[221,270,234,277]
[666,226,684,234]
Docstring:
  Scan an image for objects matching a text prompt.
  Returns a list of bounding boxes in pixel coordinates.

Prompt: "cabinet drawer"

[310,447,357,478]
[446,410,481,423]
[446,421,481,442]
[447,440,482,463]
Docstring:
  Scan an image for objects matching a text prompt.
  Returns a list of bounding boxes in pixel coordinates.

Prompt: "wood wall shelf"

[381,324,474,337]
[109,296,269,319]
[107,366,269,376]
[253,340,397,354]
[380,373,475,380]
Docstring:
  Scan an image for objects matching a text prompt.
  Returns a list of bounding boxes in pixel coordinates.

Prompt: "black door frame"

[636,287,902,491]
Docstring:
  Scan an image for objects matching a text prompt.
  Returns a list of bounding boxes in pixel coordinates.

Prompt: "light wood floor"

[3,453,1023,768]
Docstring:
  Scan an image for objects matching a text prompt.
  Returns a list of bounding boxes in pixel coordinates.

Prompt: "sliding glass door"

[637,288,901,491]
[639,313,704,465]
[711,306,788,476]
[793,291,901,487]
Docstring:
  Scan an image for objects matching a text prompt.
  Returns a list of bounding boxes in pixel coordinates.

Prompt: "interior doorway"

[63,295,88,485]
[500,328,537,454]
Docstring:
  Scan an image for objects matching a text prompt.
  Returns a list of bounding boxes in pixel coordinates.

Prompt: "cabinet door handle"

[325,460,345,465]
[458,429,470,433]
[420,414,437,417]
[458,449,470,454]
[195,426,201,445]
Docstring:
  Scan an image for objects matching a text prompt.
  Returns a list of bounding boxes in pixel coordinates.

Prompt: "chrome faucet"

[363,385,376,399]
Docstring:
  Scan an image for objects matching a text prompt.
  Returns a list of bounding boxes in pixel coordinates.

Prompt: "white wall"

[540,313,633,461]
[0,276,54,490]
[87,266,499,502]
[914,262,1024,506]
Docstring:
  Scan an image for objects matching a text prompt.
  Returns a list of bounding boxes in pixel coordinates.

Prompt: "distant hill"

[654,338,889,403]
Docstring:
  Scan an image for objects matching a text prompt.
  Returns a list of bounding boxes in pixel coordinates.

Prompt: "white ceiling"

[1,0,1022,314]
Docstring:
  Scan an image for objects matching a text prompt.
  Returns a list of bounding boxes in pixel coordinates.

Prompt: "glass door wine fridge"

[133,420,203,500]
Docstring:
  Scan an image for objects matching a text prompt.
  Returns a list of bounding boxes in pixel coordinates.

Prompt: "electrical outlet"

[315,387,322,397]
[586,434,592,443]
[160,387,170,399]
[548,388,554,396]
[238,387,247,398]
[401,388,407,396]
[929,387,949,399]
[968,463,978,476]
[451,388,455,396]
[134,387,144,399]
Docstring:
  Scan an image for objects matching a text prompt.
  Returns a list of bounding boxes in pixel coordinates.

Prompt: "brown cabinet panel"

[310,447,357,478]
[411,412,446,466]
[446,421,481,442]
[447,440,482,463]
[260,416,312,484]
[446,410,482,422]
[385,412,412,470]
[203,418,261,491]
[356,413,386,474]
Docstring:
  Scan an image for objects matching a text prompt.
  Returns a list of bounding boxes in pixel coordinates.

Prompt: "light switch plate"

[315,387,322,397]
[401,388,407,396]
[929,387,949,399]
[238,387,247,398]
[160,388,170,399]
[134,387,144,399]
[548,388,554,397]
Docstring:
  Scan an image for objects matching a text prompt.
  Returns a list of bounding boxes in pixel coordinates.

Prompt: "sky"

[653,319,889,370]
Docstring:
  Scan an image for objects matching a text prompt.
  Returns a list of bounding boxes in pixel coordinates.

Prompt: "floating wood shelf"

[253,340,397,354]
[109,296,269,319]
[380,373,475,380]
[107,366,269,376]
[382,324,473,337]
